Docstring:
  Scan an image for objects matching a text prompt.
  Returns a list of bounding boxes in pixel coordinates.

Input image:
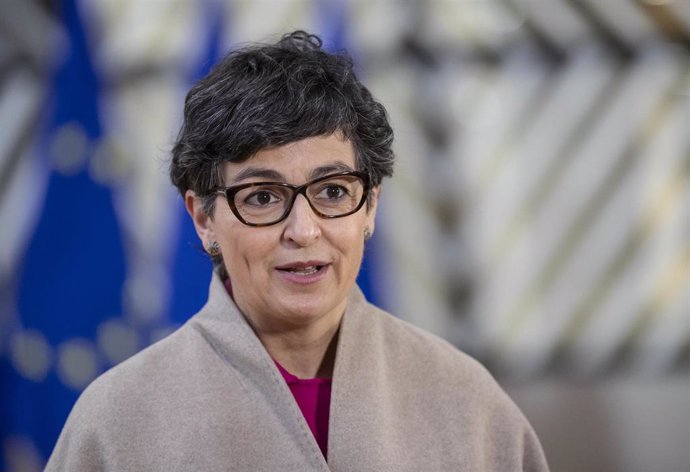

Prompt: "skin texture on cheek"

[231,220,364,333]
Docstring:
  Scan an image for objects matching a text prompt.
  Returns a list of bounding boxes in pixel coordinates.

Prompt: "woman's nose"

[282,194,321,246]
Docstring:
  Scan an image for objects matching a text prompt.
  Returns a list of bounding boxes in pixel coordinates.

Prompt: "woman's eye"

[318,184,348,200]
[245,190,280,206]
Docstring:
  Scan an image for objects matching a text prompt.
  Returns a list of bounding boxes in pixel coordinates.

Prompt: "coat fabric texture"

[46,274,549,471]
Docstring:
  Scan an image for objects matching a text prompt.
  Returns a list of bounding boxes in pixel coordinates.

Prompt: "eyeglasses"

[211,171,370,227]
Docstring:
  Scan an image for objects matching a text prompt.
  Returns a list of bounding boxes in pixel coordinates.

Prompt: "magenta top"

[275,361,332,458]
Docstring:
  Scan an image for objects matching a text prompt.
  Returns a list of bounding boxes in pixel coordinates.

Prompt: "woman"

[46,31,548,471]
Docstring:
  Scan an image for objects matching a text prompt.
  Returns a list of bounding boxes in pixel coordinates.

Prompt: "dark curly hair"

[170,30,395,218]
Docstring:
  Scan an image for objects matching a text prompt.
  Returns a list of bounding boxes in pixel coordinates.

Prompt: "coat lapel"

[193,274,331,471]
[328,287,399,471]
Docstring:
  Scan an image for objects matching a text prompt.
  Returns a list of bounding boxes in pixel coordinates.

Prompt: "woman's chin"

[273,294,344,327]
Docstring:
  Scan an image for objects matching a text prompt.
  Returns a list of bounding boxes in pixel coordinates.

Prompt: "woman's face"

[189,134,378,333]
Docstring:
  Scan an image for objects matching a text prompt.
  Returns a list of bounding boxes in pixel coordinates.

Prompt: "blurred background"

[0,0,688,471]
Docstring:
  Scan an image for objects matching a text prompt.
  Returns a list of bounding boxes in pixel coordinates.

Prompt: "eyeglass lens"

[232,174,365,225]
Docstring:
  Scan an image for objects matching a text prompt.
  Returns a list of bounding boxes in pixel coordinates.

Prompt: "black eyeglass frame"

[210,171,371,227]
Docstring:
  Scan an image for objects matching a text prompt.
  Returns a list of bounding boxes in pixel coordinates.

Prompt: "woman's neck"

[260,322,341,379]
[223,278,343,378]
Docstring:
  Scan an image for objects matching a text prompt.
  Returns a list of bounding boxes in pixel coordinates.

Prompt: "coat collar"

[191,273,374,470]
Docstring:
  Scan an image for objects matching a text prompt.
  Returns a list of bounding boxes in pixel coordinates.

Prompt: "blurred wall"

[0,1,688,471]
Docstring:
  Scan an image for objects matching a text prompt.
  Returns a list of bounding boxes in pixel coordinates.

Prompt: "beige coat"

[46,275,549,471]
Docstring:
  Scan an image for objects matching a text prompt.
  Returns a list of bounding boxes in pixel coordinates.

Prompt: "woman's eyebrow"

[231,167,285,183]
[309,162,355,179]
[231,162,354,184]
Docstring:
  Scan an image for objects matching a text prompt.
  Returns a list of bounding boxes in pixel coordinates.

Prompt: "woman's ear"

[185,190,216,246]
[365,186,380,236]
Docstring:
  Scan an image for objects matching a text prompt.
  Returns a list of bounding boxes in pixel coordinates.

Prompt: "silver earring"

[206,241,221,256]
[364,228,372,241]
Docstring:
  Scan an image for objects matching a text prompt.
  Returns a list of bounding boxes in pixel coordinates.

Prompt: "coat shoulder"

[44,319,240,471]
[341,300,550,471]
[84,321,200,401]
[367,304,489,379]
[364,303,529,421]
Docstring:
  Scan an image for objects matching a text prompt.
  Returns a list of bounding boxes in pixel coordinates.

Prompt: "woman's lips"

[275,261,330,284]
